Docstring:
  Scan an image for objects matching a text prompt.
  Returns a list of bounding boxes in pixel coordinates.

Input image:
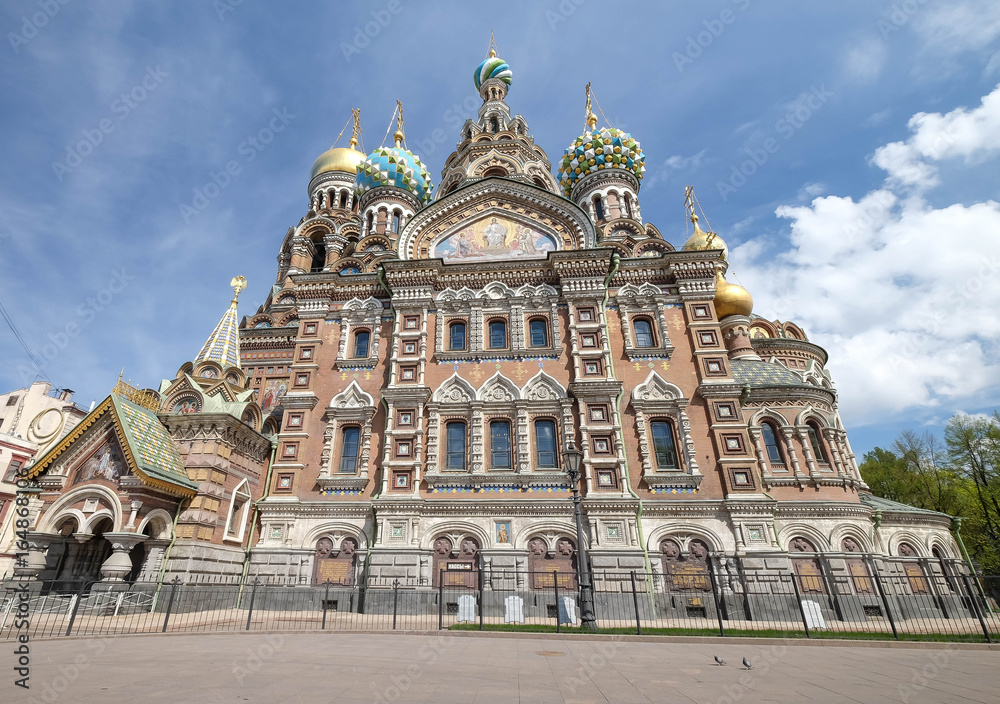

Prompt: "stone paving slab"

[5,632,998,703]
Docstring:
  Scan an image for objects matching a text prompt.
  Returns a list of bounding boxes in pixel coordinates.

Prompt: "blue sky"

[1,0,999,456]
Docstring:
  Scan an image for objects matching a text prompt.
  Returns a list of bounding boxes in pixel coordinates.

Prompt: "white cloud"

[797,182,826,201]
[844,39,887,82]
[733,86,1000,427]
[872,83,1000,188]
[913,0,1000,55]
[665,148,708,171]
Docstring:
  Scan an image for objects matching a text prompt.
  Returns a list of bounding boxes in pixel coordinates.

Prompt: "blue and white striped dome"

[474,55,512,90]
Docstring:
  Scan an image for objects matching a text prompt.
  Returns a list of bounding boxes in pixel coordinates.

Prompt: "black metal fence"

[2,566,998,641]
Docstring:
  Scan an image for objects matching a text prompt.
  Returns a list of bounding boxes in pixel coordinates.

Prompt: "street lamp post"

[563,444,598,631]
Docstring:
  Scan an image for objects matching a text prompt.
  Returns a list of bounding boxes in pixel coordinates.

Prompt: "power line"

[0,295,51,383]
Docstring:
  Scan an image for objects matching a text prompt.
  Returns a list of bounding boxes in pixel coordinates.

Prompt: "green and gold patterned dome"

[558,123,645,197]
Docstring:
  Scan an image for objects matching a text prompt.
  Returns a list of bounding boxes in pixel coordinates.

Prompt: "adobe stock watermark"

[214,0,243,21]
[673,0,751,73]
[716,85,833,201]
[20,637,112,701]
[545,0,589,30]
[340,0,410,63]
[562,641,623,694]
[897,645,957,703]
[232,634,285,684]
[7,0,71,54]
[408,93,481,161]
[714,642,788,704]
[878,0,930,40]
[371,635,449,703]
[51,66,170,182]
[16,268,134,385]
[178,107,295,223]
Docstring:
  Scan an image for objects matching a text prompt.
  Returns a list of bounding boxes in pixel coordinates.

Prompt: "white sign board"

[801,600,826,629]
[558,596,577,625]
[504,595,525,624]
[457,594,477,623]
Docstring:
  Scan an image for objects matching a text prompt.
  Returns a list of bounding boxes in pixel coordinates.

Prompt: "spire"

[194,276,246,369]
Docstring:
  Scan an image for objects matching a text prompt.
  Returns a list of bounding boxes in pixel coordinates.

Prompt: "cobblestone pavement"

[7,632,998,703]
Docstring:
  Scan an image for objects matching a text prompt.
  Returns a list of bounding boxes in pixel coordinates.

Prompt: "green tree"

[945,412,1000,570]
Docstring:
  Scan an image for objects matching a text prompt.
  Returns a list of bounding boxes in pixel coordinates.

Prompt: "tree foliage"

[860,412,1000,573]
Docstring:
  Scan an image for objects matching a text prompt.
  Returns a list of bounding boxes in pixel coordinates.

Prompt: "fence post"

[706,562,725,637]
[630,571,642,635]
[392,579,399,630]
[789,572,811,638]
[438,570,444,630]
[64,580,87,637]
[161,577,181,633]
[961,574,992,643]
[553,571,560,633]
[478,563,484,632]
[245,578,259,631]
[869,562,899,641]
[322,580,331,630]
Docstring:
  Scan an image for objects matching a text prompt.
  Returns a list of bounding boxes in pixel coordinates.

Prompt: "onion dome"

[558,122,645,197]
[474,51,512,90]
[355,138,434,205]
[310,141,365,180]
[682,214,728,262]
[714,270,753,318]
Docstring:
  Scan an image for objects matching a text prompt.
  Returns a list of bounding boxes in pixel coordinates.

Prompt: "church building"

[15,47,960,604]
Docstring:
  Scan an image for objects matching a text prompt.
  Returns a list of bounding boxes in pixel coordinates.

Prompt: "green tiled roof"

[860,493,951,518]
[730,359,803,387]
[112,394,197,493]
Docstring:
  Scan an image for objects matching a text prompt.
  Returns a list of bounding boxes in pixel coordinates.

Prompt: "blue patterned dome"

[474,54,512,90]
[355,146,434,204]
[558,126,645,197]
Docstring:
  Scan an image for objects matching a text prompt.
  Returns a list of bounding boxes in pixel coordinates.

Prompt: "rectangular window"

[580,333,598,348]
[597,470,616,487]
[353,330,371,358]
[588,405,608,423]
[397,410,414,426]
[396,440,412,457]
[490,420,512,469]
[283,443,298,458]
[583,359,602,376]
[489,320,507,348]
[651,421,679,470]
[304,323,317,336]
[578,308,595,322]
[528,319,549,347]
[286,413,303,429]
[404,315,419,329]
[299,348,313,360]
[634,319,655,348]
[3,460,23,484]
[446,422,467,470]
[449,321,467,350]
[403,341,416,355]
[6,396,19,406]
[592,436,612,454]
[295,373,309,387]
[534,419,558,468]
[275,473,294,491]
[399,366,416,381]
[339,427,360,473]
[393,471,410,489]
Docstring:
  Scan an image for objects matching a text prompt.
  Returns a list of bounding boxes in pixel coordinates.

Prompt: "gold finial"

[349,107,361,150]
[230,275,247,304]
[585,82,597,130]
[488,30,497,58]
[393,100,405,147]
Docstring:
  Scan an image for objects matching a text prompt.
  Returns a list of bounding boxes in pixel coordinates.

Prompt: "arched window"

[534,419,558,468]
[445,421,467,470]
[806,422,827,462]
[633,318,655,348]
[391,211,401,234]
[528,318,549,347]
[650,420,679,470]
[488,320,507,349]
[490,420,512,469]
[623,194,633,219]
[339,191,348,209]
[449,321,466,350]
[490,117,499,133]
[593,196,604,221]
[483,166,506,178]
[761,422,783,463]
[365,212,374,236]
[339,427,361,473]
[351,194,358,211]
[353,330,370,358]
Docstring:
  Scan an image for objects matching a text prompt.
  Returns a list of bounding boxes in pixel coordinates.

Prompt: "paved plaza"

[7,632,998,703]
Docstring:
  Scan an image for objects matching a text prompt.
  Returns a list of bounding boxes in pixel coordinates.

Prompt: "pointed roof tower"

[194,276,246,369]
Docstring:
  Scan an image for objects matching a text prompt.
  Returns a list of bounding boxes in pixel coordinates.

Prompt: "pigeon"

[714,656,727,666]
[742,657,753,670]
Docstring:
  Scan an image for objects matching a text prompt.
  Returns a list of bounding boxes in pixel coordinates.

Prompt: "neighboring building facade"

[13,49,962,603]
[0,382,89,573]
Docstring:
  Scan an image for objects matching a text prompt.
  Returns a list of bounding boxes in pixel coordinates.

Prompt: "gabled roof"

[28,393,197,497]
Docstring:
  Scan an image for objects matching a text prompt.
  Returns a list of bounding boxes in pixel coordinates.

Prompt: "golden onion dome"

[682,214,728,262]
[310,139,365,180]
[714,270,753,318]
